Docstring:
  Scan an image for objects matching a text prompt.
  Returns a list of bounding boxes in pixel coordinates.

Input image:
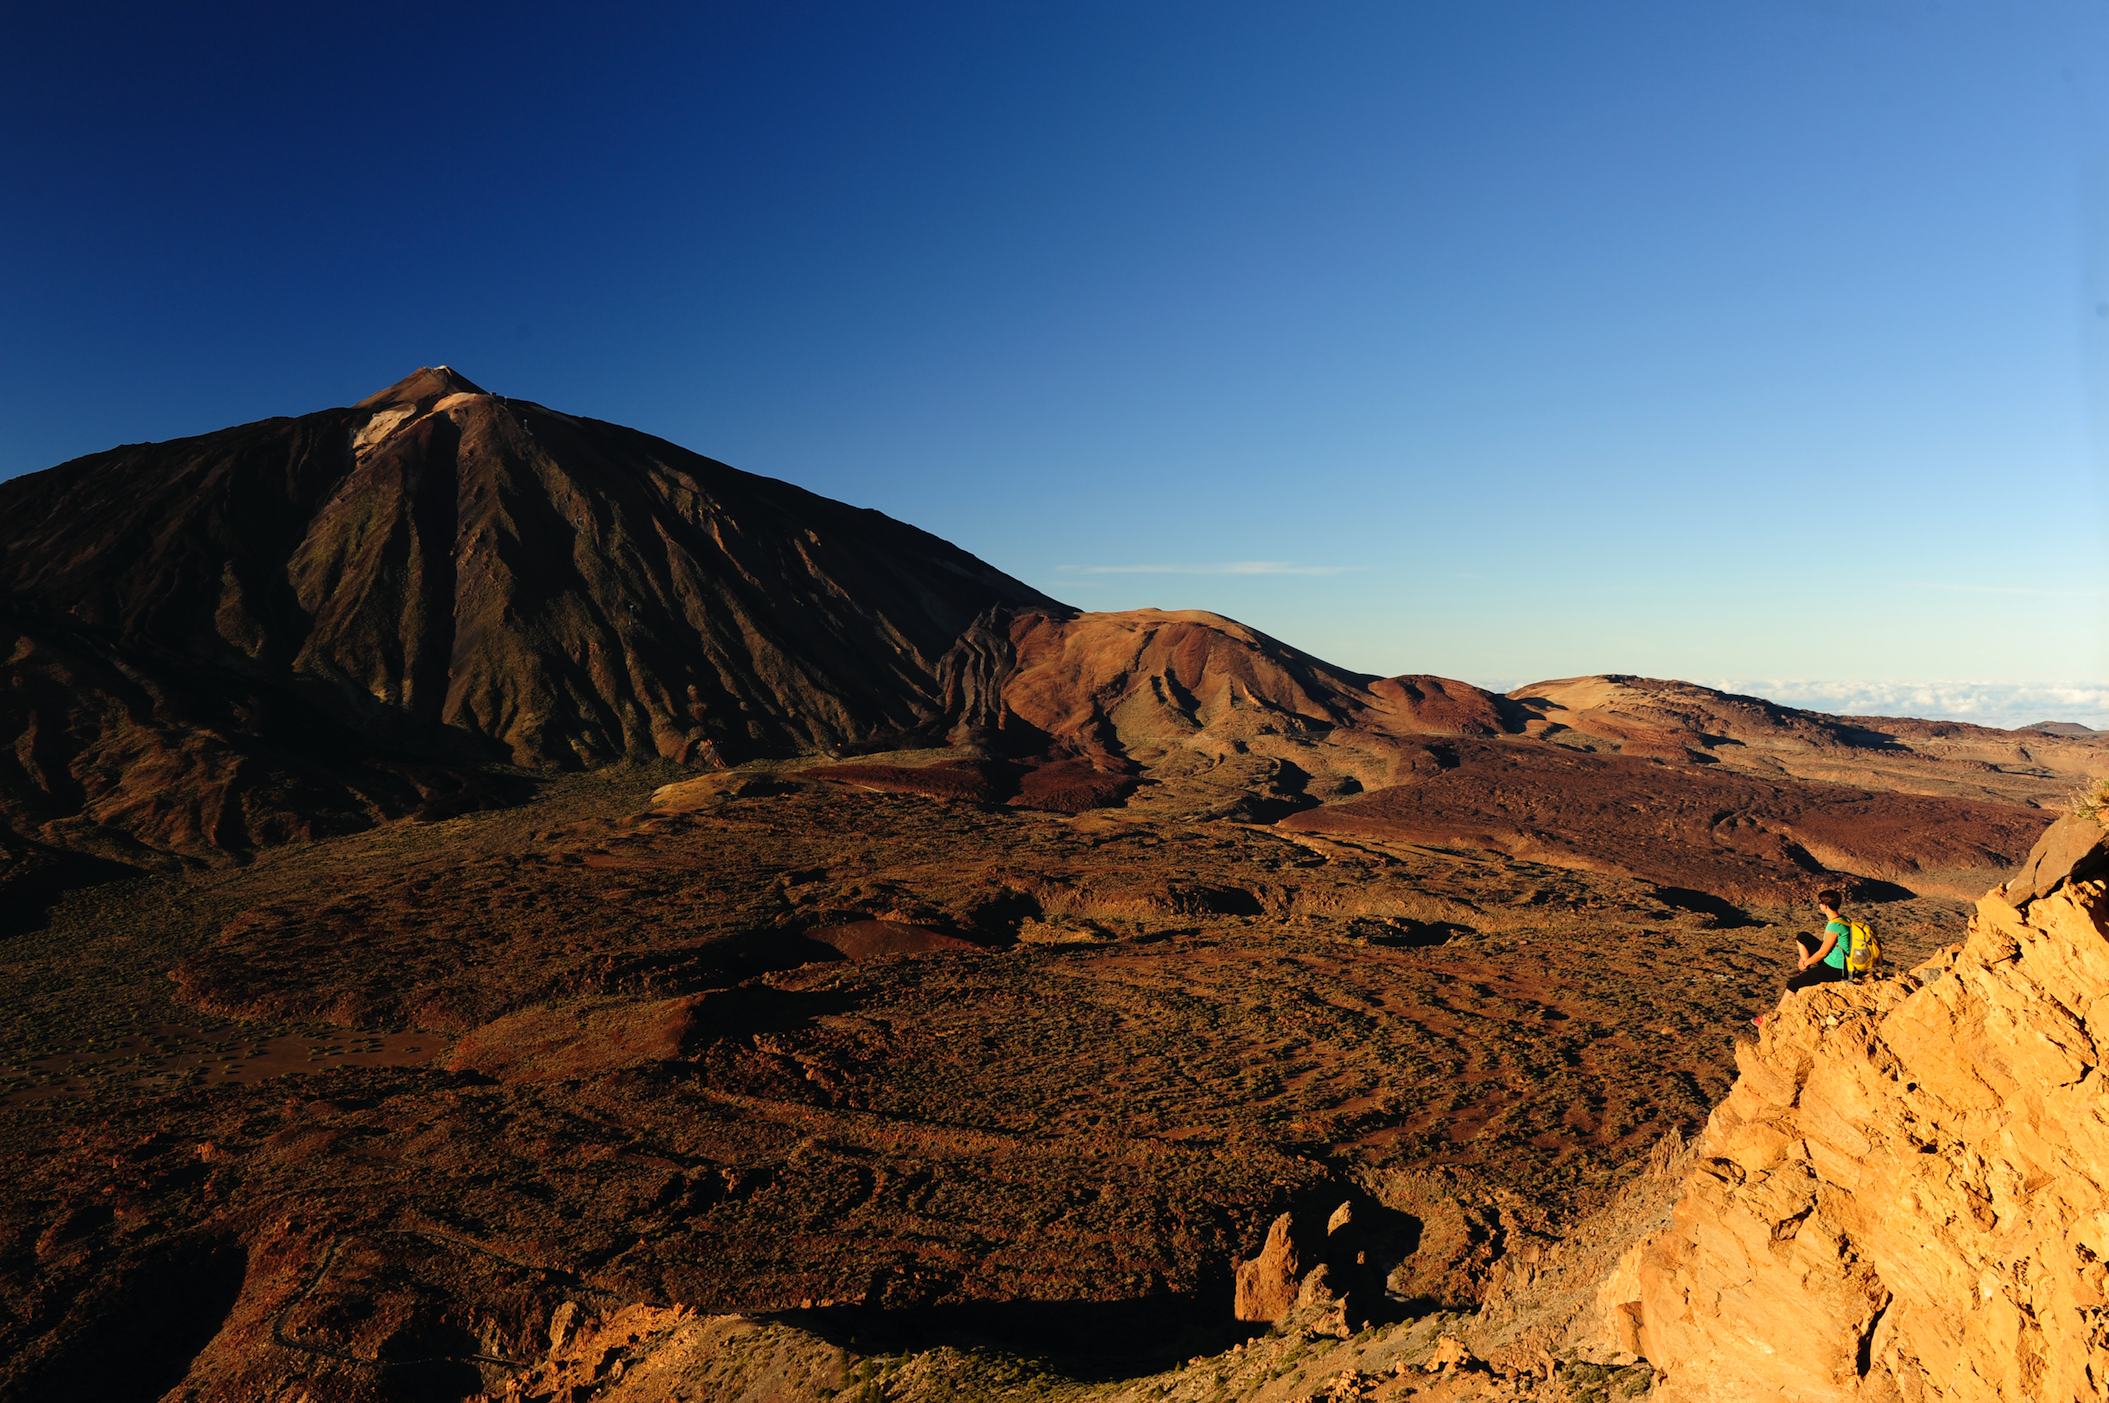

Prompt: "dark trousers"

[1786,962,1848,993]
[1786,934,1848,992]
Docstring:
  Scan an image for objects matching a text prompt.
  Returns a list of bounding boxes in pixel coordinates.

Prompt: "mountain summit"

[351,364,487,410]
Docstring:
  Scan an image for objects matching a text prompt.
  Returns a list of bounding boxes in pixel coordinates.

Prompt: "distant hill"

[1496,675,2103,809]
[2024,720,2097,736]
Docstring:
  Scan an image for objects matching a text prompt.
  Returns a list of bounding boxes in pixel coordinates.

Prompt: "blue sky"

[4,2,2105,724]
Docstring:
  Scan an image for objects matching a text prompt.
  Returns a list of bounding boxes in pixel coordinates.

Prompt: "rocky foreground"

[3,804,2092,1400]
[424,818,2109,1400]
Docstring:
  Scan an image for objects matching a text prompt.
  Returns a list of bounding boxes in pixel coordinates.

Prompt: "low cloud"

[1707,680,2109,731]
[1055,561,1349,576]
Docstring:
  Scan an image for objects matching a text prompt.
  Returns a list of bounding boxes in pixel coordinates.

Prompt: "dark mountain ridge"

[0,368,1061,861]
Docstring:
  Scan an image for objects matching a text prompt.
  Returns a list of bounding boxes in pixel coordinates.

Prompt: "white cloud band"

[1707,680,2109,732]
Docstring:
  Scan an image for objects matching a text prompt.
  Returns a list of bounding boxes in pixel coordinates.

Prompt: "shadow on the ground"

[1655,887,1763,928]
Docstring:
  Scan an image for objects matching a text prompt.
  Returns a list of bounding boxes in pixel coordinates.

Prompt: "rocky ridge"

[1438,811,2109,1401]
[1619,815,2109,1401]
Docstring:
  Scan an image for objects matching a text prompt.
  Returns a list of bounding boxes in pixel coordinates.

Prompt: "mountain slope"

[0,367,1061,858]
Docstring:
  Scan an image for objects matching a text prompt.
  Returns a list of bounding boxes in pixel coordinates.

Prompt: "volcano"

[0,368,1061,861]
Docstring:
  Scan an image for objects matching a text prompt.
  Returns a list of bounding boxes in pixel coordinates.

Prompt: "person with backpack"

[1754,889,1852,1028]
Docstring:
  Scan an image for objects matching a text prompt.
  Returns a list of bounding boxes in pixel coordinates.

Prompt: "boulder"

[2004,810,2109,906]
[1232,1200,1375,1331]
[1426,1335,1473,1372]
[1233,1211,1309,1323]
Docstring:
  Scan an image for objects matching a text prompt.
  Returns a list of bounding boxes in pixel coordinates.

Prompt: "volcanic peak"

[0,368,1064,859]
[352,363,487,411]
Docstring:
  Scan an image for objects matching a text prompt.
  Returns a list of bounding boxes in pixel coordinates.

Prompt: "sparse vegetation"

[2071,775,2109,822]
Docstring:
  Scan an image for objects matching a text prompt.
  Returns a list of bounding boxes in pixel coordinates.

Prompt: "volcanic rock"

[501,1306,849,1402]
[2003,810,2109,907]
[1591,877,2109,1400]
[445,994,706,1082]
[1234,1211,1312,1323]
[802,919,981,959]
[1233,1200,1378,1334]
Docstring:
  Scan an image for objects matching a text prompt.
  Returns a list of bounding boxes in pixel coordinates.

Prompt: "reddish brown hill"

[1509,675,2104,808]
[0,367,1059,858]
[993,610,1511,760]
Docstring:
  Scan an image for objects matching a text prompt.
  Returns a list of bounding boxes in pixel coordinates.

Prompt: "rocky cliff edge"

[1601,814,2109,1401]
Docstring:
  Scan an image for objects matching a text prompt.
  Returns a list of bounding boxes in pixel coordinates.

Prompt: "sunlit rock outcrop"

[1623,817,2109,1401]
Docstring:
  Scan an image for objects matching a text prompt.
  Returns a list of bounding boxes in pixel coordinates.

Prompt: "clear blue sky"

[5,2,2105,723]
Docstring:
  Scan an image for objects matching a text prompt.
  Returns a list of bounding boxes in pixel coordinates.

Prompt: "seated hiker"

[1755,889,1850,1027]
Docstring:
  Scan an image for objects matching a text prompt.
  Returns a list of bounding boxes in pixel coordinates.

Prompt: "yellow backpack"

[1844,920,1881,978]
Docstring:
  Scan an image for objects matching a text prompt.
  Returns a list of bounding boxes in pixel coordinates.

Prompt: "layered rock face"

[1624,823,2109,1400]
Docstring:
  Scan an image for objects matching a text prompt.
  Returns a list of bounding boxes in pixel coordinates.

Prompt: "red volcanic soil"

[1014,757,1137,811]
[1364,675,1514,736]
[0,762,1999,1400]
[1282,738,2049,902]
[990,613,1517,764]
[3,1025,441,1108]
[11,770,1944,1401]
[446,995,705,1082]
[803,759,1011,802]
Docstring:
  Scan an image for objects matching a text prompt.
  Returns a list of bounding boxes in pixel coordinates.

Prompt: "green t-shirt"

[1822,919,1851,969]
